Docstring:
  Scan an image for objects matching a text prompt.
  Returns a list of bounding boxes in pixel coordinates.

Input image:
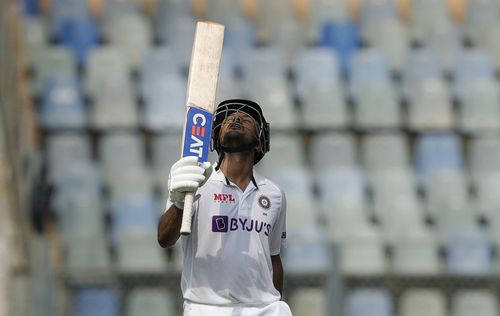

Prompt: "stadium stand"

[6,0,500,315]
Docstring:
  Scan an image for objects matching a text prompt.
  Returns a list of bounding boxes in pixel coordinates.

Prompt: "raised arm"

[156,156,212,248]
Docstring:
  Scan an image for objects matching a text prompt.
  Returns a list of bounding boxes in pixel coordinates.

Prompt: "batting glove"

[168,156,212,209]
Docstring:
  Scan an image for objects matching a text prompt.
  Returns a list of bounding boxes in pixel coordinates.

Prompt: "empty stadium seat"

[116,230,167,274]
[74,288,118,316]
[267,166,319,230]
[46,133,93,182]
[310,132,357,173]
[141,74,186,131]
[85,46,131,98]
[39,75,86,130]
[469,135,500,183]
[452,290,499,316]
[140,47,183,86]
[64,234,111,277]
[445,229,493,275]
[32,46,77,95]
[425,170,470,216]
[59,15,99,66]
[424,20,462,73]
[294,47,340,97]
[306,0,350,43]
[464,0,499,44]
[256,134,304,173]
[349,49,390,98]
[410,0,450,42]
[453,49,496,98]
[289,287,327,316]
[362,133,409,177]
[106,13,151,69]
[319,166,366,209]
[152,134,182,189]
[300,79,348,129]
[319,21,360,73]
[353,80,400,130]
[407,78,454,131]
[402,49,442,99]
[50,0,90,39]
[458,79,500,133]
[345,288,393,316]
[282,228,332,275]
[125,288,176,316]
[99,132,146,185]
[400,289,447,316]
[339,225,387,275]
[364,19,410,71]
[359,0,398,39]
[391,230,441,275]
[415,133,464,185]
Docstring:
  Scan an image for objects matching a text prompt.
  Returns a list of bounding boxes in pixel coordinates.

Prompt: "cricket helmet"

[211,99,270,164]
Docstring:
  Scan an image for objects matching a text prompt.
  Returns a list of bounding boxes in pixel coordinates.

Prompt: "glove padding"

[168,156,212,209]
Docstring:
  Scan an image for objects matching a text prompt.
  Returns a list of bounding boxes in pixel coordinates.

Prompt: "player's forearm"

[271,255,284,297]
[157,205,183,248]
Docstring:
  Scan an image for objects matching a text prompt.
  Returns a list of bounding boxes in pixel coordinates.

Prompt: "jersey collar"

[211,164,266,189]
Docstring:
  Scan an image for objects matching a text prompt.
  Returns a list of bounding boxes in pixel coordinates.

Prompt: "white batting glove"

[168,156,212,209]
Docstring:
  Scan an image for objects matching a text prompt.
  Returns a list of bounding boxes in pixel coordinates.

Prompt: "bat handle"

[180,192,195,235]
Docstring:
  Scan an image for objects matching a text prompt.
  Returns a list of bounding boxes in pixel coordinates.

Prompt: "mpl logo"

[182,106,213,162]
[214,193,236,203]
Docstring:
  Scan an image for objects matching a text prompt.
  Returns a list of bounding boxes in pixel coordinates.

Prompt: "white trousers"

[183,300,293,316]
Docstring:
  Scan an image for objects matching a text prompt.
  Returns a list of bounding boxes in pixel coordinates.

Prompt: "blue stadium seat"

[319,21,360,74]
[39,75,86,130]
[50,0,90,39]
[141,74,186,132]
[22,0,39,15]
[445,230,493,275]
[454,49,495,97]
[294,47,340,98]
[282,228,332,275]
[112,194,158,240]
[59,16,99,66]
[415,133,463,185]
[348,49,390,97]
[74,288,119,316]
[346,288,394,316]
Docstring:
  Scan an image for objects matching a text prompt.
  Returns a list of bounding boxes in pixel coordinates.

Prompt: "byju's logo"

[212,216,229,232]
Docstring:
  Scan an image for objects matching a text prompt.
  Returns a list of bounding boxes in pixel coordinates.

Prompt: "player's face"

[219,112,259,147]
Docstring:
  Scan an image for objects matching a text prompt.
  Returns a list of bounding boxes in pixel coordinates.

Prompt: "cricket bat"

[180,21,225,235]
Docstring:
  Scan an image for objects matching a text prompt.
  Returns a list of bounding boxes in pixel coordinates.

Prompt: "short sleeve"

[270,189,286,256]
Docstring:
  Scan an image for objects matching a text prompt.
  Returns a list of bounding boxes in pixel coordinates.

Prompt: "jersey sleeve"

[270,189,287,256]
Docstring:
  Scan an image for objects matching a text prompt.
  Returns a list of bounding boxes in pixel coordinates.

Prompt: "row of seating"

[73,287,178,316]
[46,131,500,277]
[21,1,500,71]
[31,44,500,133]
[292,287,500,316]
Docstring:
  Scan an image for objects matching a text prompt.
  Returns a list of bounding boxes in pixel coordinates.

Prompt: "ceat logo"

[214,193,236,203]
[182,107,213,162]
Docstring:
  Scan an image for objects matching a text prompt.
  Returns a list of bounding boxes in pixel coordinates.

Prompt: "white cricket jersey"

[166,168,287,306]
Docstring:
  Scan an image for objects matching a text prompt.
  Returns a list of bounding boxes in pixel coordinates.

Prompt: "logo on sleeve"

[258,195,271,210]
